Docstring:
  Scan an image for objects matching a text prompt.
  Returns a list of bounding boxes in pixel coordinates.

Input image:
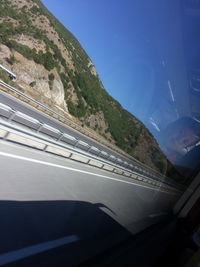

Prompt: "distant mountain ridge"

[0,0,167,173]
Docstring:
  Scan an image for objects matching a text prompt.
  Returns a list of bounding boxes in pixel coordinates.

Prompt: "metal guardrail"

[0,101,184,192]
[0,80,122,151]
[0,80,166,178]
[0,102,128,167]
[0,80,184,189]
[0,102,153,175]
[0,120,181,194]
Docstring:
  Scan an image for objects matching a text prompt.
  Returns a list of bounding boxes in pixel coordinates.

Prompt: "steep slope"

[0,0,167,173]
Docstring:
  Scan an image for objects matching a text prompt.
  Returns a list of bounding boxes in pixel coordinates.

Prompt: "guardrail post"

[3,131,9,140]
[43,144,48,151]
[86,146,91,152]
[37,123,43,133]
[97,150,102,157]
[8,111,16,122]
[74,140,79,147]
[57,133,64,141]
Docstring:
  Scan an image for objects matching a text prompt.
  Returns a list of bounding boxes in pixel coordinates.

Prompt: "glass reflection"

[137,0,200,185]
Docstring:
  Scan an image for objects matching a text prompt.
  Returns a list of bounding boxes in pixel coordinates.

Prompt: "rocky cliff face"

[0,0,168,173]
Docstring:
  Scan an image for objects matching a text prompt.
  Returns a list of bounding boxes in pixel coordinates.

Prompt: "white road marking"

[0,235,79,265]
[0,151,177,194]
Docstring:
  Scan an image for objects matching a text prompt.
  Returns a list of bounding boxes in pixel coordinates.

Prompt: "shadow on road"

[0,199,131,266]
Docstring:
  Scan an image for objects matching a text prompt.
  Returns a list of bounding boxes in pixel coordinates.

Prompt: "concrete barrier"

[103,165,114,172]
[0,129,7,138]
[89,160,103,168]
[70,153,89,164]
[45,146,72,158]
[7,132,46,150]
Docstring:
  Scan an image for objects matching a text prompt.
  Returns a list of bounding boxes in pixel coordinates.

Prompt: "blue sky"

[41,0,157,119]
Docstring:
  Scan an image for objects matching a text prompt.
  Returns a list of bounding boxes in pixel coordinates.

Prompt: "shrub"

[6,55,16,65]
[60,72,69,91]
[0,69,10,83]
[48,73,55,81]
[29,81,36,87]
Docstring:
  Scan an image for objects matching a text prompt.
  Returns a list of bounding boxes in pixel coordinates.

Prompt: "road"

[0,89,154,174]
[0,140,181,266]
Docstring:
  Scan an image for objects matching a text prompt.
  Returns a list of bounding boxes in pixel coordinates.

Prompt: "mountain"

[0,0,167,173]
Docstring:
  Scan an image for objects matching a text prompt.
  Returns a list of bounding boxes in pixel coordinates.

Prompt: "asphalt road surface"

[0,140,181,266]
